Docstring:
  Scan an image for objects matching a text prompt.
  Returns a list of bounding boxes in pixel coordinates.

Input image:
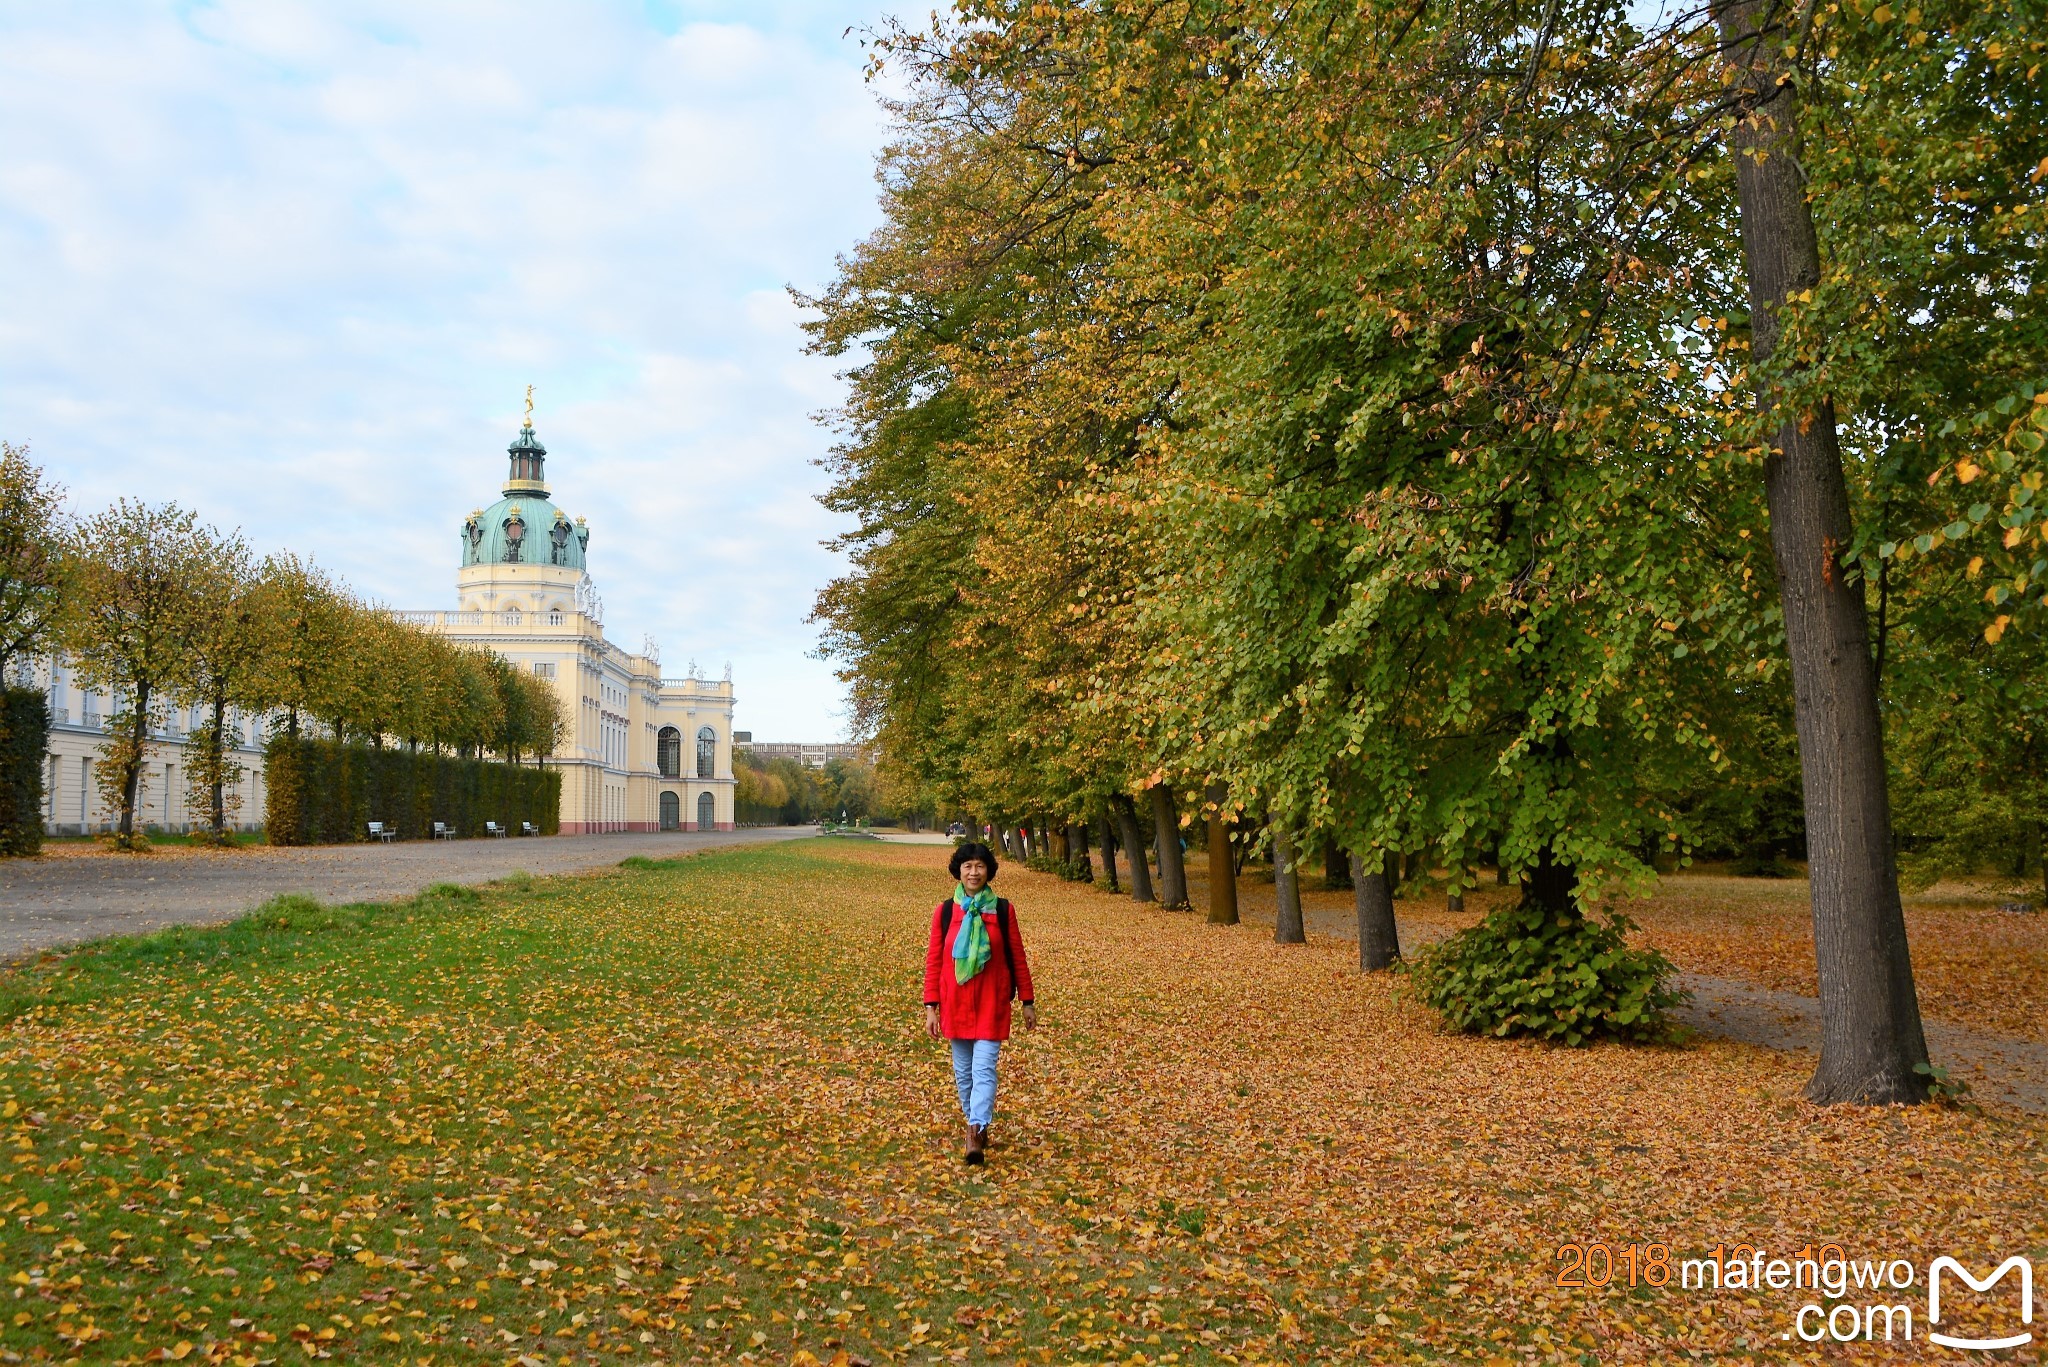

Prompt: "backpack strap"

[997,899,1018,1001]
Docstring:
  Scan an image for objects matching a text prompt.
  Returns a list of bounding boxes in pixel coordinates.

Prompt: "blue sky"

[0,1,901,741]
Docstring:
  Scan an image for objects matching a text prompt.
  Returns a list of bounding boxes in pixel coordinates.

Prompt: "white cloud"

[0,0,895,740]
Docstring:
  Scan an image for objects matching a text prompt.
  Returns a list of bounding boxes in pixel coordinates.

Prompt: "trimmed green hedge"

[0,687,46,857]
[264,737,560,845]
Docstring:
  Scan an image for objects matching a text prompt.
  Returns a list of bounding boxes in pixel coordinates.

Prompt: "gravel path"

[0,827,814,959]
[1669,971,2048,1114]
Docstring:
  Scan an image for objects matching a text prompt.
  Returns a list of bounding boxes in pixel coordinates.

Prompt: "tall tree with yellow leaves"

[67,501,212,847]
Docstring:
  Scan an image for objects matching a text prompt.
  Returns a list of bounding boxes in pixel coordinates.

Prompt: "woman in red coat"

[923,841,1035,1165]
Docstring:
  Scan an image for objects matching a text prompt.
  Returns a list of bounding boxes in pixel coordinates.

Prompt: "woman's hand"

[1020,1003,1038,1032]
[923,1005,943,1040]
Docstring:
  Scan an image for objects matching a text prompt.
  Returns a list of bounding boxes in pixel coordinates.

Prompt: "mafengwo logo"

[1927,1256,2033,1352]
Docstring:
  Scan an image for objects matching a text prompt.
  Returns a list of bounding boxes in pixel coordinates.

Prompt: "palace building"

[30,411,735,836]
[396,414,736,834]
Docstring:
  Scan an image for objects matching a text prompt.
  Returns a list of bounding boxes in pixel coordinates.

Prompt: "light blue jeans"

[949,1039,1001,1128]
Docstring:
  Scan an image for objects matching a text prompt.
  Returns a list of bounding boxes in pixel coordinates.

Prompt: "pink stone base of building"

[555,821,734,834]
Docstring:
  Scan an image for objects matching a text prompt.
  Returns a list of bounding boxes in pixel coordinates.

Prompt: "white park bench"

[521,821,539,836]
[485,821,508,839]
[432,821,455,840]
[366,821,396,844]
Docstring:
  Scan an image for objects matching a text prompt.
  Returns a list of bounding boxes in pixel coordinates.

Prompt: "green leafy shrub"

[1407,902,1685,1046]
[1729,849,1801,879]
[0,687,47,857]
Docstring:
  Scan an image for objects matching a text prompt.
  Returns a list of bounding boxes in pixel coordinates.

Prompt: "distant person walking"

[923,841,1035,1165]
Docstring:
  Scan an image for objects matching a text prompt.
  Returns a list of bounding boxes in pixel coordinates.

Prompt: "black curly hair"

[949,841,1000,881]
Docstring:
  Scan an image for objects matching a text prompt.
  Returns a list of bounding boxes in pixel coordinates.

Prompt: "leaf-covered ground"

[1618,875,2048,1046]
[0,840,2041,1365]
[1348,870,2048,1044]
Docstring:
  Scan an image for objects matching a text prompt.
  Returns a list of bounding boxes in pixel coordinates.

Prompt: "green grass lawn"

[2,842,1190,1366]
[1,840,2040,1366]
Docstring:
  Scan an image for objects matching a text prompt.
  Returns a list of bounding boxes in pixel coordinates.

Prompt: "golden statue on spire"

[523,384,535,428]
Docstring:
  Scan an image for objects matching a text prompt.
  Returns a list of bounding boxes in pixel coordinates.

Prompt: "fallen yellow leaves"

[0,841,2039,1364]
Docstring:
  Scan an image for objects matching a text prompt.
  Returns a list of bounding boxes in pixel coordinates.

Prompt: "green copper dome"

[460,423,590,569]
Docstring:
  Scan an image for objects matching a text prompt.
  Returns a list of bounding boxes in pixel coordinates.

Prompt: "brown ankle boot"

[964,1124,986,1165]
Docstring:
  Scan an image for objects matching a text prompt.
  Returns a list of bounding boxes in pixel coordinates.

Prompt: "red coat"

[923,897,1035,1041]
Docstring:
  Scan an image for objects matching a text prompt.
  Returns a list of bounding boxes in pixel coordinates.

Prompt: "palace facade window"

[696,726,716,779]
[658,727,682,778]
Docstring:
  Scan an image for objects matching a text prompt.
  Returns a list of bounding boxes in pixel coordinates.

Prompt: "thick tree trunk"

[118,682,150,844]
[1149,784,1189,908]
[1112,793,1155,903]
[1717,0,1930,1104]
[1322,835,1350,890]
[1205,782,1239,924]
[1272,826,1304,944]
[1068,821,1092,881]
[1447,887,1464,914]
[1522,847,1579,917]
[1351,850,1400,971]
[210,694,228,838]
[1096,805,1121,892]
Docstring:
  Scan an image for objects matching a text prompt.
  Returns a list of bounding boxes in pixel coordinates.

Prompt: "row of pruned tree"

[0,443,564,848]
[734,752,884,826]
[807,0,2047,1103]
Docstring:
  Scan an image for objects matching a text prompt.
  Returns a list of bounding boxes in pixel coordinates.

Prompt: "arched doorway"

[659,791,679,831]
[697,792,715,831]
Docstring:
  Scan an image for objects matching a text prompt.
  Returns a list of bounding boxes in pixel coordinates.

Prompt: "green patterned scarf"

[951,883,995,984]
